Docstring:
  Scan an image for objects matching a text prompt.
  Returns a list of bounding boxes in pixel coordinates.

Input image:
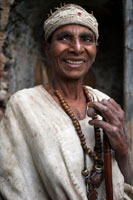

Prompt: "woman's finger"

[89,119,119,137]
[88,100,119,124]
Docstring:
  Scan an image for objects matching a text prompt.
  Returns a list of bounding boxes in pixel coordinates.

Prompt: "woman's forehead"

[52,24,95,38]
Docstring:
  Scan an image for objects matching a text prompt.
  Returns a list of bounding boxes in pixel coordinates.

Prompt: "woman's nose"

[70,39,84,54]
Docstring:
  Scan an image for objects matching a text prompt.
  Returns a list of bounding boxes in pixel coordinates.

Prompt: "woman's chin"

[61,71,86,80]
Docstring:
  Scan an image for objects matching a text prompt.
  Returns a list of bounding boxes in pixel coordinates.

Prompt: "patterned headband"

[44,4,99,42]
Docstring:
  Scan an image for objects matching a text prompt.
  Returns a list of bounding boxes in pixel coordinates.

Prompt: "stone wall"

[124,0,133,155]
[0,0,41,119]
[0,0,14,119]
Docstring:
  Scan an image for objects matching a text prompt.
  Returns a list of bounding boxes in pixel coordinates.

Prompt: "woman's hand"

[87,98,127,155]
[87,98,133,185]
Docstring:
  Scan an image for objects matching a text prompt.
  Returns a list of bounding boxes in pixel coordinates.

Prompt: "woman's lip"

[63,59,85,68]
[64,59,85,65]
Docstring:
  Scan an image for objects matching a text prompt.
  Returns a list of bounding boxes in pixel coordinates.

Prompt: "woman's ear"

[92,43,99,63]
[96,42,99,53]
[44,42,51,58]
[93,42,99,62]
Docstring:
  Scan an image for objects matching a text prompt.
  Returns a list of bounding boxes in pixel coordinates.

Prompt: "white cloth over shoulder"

[0,85,131,200]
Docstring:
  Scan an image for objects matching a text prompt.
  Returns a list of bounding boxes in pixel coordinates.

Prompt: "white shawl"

[0,85,131,200]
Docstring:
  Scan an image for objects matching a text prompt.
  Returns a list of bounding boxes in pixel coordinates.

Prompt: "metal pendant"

[90,164,104,188]
[82,169,98,200]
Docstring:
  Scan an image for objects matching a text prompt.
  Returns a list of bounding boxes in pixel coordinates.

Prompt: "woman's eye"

[82,37,92,43]
[57,36,70,42]
[61,37,68,41]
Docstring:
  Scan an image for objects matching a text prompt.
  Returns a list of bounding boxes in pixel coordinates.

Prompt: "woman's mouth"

[64,59,85,67]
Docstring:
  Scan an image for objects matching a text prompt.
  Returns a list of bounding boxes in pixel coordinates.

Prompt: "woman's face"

[45,25,97,80]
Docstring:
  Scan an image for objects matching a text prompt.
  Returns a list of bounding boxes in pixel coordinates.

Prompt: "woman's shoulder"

[9,85,44,103]
[85,86,110,101]
[1,85,46,122]
[5,85,46,114]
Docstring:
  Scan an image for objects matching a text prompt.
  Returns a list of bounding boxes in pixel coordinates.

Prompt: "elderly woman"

[0,4,133,200]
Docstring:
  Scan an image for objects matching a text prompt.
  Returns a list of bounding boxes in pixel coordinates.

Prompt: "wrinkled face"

[45,25,97,80]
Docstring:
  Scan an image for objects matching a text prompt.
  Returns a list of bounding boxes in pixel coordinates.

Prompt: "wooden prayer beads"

[54,86,104,200]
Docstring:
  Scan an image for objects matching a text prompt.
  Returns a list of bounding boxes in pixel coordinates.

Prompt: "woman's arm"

[115,148,133,185]
[87,98,133,185]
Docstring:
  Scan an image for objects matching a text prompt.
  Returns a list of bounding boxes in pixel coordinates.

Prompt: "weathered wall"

[4,1,40,94]
[0,0,14,119]
[124,0,133,155]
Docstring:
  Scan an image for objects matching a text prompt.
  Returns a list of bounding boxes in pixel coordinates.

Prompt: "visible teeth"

[66,60,83,64]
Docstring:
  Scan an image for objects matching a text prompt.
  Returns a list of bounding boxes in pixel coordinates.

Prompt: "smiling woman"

[45,25,97,81]
[0,3,133,200]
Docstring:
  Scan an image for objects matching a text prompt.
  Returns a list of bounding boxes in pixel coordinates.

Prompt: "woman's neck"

[44,77,87,120]
[52,77,84,101]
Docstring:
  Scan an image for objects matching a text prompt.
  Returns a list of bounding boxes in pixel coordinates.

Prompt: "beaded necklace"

[54,85,104,200]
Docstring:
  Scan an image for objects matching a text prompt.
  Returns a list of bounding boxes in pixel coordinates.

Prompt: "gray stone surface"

[5,1,39,94]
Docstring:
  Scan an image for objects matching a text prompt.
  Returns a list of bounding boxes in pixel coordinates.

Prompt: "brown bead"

[73,120,79,127]
[97,143,102,147]
[67,111,72,116]
[81,140,86,145]
[64,105,69,110]
[79,135,85,140]
[77,132,83,137]
[59,95,63,100]
[78,133,84,139]
[58,96,62,100]
[96,133,100,137]
[87,148,91,154]
[71,115,76,120]
[95,156,99,161]
[97,150,102,154]
[69,112,74,117]
[73,119,77,123]
[89,151,95,158]
[77,130,82,135]
[96,136,101,139]
[58,93,62,97]
[66,105,69,110]
[55,90,59,94]
[96,140,101,145]
[95,128,100,132]
[62,102,67,107]
[96,141,101,146]
[60,99,65,104]
[82,144,88,150]
[67,109,72,115]
[80,134,85,139]
[96,131,100,135]
[76,126,81,131]
[75,123,80,128]
[80,136,85,141]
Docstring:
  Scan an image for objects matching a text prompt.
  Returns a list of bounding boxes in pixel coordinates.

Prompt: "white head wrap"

[44,4,99,42]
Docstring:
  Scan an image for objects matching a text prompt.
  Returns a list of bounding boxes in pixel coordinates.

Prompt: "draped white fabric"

[0,85,131,200]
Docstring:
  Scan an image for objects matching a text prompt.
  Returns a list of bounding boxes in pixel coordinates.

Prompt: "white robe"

[0,85,131,200]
